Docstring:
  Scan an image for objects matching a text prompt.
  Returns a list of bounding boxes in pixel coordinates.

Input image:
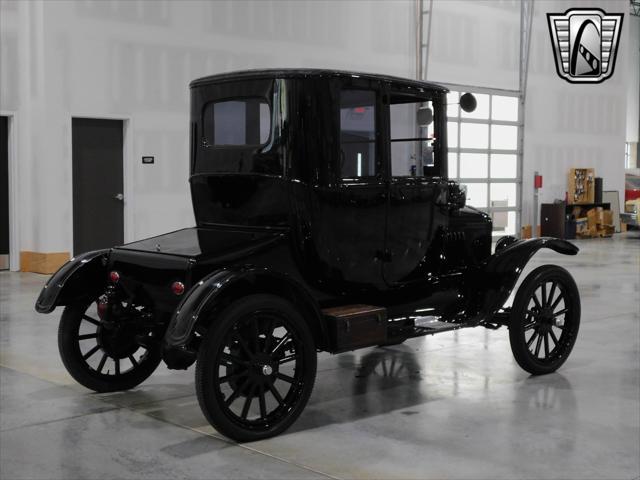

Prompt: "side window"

[340,90,377,178]
[203,98,270,146]
[389,98,435,177]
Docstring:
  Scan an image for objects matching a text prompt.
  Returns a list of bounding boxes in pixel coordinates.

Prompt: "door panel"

[0,116,8,270]
[307,82,387,291]
[310,182,387,289]
[72,118,124,255]
[384,178,447,285]
[382,89,448,286]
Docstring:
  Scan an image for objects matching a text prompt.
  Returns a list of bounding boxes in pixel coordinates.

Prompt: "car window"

[203,98,270,146]
[389,98,435,177]
[340,90,377,178]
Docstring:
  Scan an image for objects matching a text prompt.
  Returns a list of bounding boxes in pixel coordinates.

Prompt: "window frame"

[201,95,273,149]
[337,85,384,183]
[384,84,447,181]
[386,89,440,179]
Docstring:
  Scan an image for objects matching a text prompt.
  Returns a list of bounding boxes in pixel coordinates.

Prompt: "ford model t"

[36,69,580,442]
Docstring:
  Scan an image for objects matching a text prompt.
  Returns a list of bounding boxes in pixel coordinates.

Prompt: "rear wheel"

[509,265,580,375]
[195,294,317,442]
[58,297,162,392]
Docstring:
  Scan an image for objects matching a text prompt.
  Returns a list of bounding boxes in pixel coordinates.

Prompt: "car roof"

[190,68,449,93]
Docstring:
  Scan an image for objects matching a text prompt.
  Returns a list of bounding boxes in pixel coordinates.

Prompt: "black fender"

[162,266,326,369]
[468,237,579,324]
[35,249,109,313]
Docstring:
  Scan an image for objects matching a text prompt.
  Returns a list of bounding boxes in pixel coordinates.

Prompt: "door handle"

[114,193,124,201]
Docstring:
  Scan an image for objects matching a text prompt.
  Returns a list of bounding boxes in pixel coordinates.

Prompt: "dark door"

[72,118,124,255]
[383,90,448,285]
[309,83,387,291]
[0,116,9,270]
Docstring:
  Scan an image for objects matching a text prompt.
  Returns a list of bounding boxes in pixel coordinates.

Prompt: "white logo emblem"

[547,8,624,84]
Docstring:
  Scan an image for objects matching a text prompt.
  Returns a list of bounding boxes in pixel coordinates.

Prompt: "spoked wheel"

[58,297,162,392]
[509,265,581,375]
[196,294,317,442]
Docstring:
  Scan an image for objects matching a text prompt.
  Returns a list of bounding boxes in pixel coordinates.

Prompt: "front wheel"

[58,298,162,392]
[195,294,317,442]
[509,265,581,375]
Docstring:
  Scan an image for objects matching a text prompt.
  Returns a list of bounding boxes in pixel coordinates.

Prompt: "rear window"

[203,98,271,146]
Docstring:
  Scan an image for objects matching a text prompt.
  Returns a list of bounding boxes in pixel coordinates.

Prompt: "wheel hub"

[97,325,140,359]
[249,353,278,382]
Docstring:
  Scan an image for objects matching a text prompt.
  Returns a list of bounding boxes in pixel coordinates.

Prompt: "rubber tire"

[195,294,317,442]
[509,265,581,375]
[58,301,162,393]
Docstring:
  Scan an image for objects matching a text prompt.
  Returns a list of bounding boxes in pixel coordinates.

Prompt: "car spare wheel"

[195,294,317,442]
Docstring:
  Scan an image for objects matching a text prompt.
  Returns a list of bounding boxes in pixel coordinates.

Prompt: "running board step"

[389,317,471,340]
[322,305,387,353]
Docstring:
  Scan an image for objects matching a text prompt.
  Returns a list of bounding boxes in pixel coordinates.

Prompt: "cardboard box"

[575,217,588,235]
[599,225,615,237]
[521,224,532,239]
[587,208,598,230]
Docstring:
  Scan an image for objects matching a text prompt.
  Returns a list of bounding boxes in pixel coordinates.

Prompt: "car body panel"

[467,237,579,324]
[35,249,109,313]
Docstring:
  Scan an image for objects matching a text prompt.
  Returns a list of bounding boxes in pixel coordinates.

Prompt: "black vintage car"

[36,69,580,442]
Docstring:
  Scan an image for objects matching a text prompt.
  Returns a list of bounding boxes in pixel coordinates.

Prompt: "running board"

[388,316,471,340]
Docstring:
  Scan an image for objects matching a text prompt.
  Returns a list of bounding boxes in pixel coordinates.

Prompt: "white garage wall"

[520,0,629,226]
[0,0,634,260]
[1,0,416,255]
[627,14,639,143]
[427,0,520,91]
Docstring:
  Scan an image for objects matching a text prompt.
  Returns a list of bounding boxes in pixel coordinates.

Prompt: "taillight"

[171,281,185,296]
[109,271,120,283]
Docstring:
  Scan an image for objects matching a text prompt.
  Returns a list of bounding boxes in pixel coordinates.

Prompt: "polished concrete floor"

[1,234,639,480]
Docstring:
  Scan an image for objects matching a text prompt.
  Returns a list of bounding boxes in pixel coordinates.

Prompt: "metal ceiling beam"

[415,0,434,81]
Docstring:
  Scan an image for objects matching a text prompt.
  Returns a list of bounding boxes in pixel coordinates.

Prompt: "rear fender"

[35,249,109,313]
[162,266,326,369]
[468,238,578,323]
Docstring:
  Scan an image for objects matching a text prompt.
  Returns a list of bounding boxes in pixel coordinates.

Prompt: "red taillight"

[171,281,185,296]
[97,300,108,319]
[109,271,120,283]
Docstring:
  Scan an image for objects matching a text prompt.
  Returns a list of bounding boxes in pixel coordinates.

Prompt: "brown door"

[72,118,124,255]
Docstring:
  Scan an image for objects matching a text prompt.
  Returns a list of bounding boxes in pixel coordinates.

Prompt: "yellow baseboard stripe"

[20,251,70,274]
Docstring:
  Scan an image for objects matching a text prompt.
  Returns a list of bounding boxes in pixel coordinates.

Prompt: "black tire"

[195,294,317,442]
[509,265,580,375]
[58,300,162,393]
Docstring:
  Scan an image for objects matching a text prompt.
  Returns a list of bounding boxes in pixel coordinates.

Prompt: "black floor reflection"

[289,345,443,433]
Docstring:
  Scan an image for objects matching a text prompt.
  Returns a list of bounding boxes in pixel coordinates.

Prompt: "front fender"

[468,237,578,323]
[35,249,109,313]
[162,266,324,369]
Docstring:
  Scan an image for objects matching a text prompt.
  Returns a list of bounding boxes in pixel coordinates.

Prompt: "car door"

[308,79,387,290]
[382,87,448,286]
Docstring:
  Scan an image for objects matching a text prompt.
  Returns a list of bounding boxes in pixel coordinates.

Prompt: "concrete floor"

[1,234,639,480]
